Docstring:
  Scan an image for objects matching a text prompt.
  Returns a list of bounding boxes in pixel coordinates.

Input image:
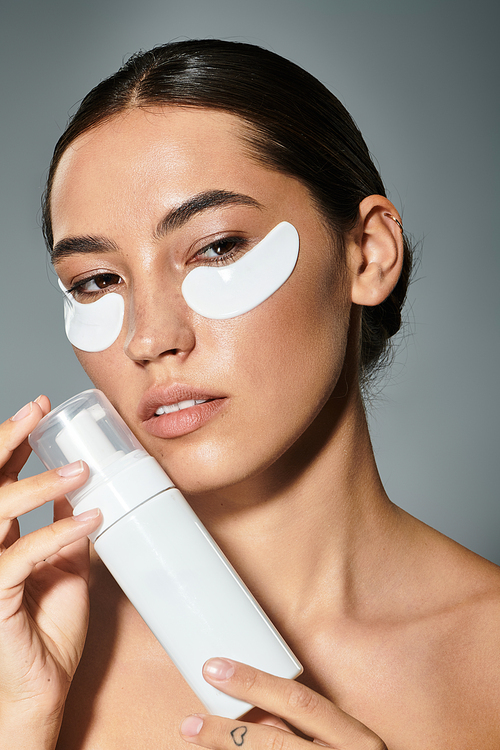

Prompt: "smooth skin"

[1,107,499,749]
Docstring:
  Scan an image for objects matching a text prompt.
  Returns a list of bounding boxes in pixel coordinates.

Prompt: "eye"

[195,237,246,264]
[68,272,123,300]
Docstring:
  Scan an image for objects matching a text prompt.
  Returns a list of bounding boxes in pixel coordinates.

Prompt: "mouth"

[139,385,227,439]
[154,399,208,415]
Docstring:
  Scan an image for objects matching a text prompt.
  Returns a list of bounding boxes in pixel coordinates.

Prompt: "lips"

[138,384,227,439]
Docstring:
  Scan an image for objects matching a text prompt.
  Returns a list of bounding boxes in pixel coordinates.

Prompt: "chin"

[141,438,235,491]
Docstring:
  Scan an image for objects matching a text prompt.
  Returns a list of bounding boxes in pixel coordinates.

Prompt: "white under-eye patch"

[58,278,125,352]
[181,221,299,319]
[58,222,299,352]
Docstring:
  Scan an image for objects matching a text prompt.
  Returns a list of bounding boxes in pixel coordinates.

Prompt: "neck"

[185,382,400,636]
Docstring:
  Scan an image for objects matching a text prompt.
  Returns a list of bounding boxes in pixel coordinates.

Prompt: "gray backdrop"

[1,0,499,563]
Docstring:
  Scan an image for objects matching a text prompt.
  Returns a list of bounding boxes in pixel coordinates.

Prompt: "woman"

[1,40,499,749]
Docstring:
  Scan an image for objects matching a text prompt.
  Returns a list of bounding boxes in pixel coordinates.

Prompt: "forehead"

[49,105,329,265]
[55,105,251,174]
[51,108,269,231]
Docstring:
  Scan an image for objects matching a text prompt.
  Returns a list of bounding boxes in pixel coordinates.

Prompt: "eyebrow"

[51,189,263,264]
[51,235,119,264]
[154,189,263,237]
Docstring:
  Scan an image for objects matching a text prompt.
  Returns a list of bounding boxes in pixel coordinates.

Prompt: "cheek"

[213,257,351,426]
[74,348,125,402]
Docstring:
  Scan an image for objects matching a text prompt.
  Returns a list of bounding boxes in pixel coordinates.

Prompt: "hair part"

[42,39,413,382]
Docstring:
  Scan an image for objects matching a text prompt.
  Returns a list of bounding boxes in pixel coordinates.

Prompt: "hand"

[180,659,386,750]
[0,397,101,734]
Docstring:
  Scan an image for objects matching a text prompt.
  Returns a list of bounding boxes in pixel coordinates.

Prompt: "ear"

[348,196,404,307]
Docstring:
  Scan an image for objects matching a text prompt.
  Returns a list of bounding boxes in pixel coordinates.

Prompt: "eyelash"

[194,236,247,264]
[66,236,248,301]
[67,273,122,301]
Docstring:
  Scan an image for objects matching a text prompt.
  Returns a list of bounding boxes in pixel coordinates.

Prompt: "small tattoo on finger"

[230,726,247,746]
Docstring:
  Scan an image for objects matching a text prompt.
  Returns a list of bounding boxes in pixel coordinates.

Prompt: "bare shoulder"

[433,540,500,739]
[399,512,500,716]
[439,538,500,684]
[402,509,500,638]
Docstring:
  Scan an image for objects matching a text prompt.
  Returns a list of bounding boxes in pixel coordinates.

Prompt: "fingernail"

[34,395,44,404]
[57,460,85,478]
[203,658,235,681]
[74,508,100,523]
[11,402,34,421]
[180,715,204,738]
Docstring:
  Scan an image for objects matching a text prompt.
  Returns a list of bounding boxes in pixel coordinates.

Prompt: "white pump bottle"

[29,389,302,719]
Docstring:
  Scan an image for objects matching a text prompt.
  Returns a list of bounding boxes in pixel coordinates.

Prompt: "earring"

[384,212,403,233]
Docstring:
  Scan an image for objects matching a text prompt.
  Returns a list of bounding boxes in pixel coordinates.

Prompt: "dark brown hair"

[42,39,412,379]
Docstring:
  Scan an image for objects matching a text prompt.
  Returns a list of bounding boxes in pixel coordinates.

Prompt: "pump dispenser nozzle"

[55,403,124,467]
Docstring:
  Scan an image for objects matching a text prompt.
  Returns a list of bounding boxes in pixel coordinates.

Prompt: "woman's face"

[50,107,353,495]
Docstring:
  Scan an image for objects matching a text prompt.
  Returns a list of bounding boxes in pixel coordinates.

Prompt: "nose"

[123,283,196,364]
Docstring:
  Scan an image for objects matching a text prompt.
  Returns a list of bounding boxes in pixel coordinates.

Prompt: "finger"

[0,461,90,543]
[0,398,49,480]
[245,706,294,733]
[0,508,101,620]
[44,531,93,581]
[180,713,311,750]
[48,497,94,580]
[53,495,74,522]
[7,395,50,477]
[35,394,51,416]
[201,660,386,749]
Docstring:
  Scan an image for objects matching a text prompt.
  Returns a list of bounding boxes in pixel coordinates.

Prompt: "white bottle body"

[28,389,302,719]
[94,487,301,718]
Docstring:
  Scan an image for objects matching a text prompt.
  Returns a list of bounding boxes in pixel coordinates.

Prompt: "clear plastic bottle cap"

[29,389,174,541]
